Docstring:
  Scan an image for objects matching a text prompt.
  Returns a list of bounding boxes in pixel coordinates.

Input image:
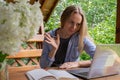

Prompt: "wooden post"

[116,0,120,43]
[41,0,60,22]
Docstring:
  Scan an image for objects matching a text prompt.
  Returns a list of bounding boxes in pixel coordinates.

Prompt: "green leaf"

[0,51,8,62]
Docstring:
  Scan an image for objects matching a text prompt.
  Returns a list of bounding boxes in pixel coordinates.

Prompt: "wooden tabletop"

[9,67,120,80]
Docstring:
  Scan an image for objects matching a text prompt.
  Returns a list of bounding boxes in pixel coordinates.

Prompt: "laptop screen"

[88,44,120,78]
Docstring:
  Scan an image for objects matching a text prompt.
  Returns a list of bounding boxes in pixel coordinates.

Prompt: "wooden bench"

[7,28,44,80]
[6,49,42,80]
[7,49,42,68]
[27,34,44,49]
[7,32,44,66]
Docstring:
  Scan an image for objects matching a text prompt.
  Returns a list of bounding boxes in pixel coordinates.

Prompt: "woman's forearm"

[78,60,91,67]
[59,60,92,69]
[48,47,58,59]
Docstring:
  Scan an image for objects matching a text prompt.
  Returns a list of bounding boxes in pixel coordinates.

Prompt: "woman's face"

[63,13,82,36]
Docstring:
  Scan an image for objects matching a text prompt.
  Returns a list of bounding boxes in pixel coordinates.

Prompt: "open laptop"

[67,44,120,79]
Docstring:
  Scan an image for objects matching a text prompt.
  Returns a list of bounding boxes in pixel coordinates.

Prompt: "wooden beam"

[116,0,120,43]
[39,0,45,8]
[41,0,60,22]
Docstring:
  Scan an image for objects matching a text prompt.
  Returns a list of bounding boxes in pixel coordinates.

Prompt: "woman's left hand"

[59,62,80,69]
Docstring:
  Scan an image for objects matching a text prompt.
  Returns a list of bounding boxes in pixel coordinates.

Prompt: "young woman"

[40,5,96,69]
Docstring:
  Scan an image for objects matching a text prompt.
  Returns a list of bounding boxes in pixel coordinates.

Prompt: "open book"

[26,69,79,80]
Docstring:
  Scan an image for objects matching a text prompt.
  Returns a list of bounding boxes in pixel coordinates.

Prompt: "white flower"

[0,0,43,55]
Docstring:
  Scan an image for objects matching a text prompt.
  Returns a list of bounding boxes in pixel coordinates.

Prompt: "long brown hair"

[60,5,90,52]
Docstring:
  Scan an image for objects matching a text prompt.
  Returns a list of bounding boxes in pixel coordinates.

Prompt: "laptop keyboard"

[78,72,88,76]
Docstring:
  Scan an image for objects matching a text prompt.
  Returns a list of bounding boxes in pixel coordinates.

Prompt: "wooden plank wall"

[116,0,120,43]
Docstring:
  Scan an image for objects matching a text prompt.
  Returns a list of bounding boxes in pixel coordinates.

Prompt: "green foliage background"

[45,0,116,60]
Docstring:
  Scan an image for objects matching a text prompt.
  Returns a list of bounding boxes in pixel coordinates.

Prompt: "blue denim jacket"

[40,29,96,68]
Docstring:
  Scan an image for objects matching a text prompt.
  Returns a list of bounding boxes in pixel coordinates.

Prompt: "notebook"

[67,44,120,79]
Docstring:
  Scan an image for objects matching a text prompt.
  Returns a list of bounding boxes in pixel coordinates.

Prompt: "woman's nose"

[72,24,77,29]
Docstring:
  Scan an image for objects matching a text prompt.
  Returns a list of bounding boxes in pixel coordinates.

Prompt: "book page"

[26,69,56,80]
[47,69,79,80]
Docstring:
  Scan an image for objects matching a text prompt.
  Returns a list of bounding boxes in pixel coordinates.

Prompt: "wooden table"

[9,67,120,80]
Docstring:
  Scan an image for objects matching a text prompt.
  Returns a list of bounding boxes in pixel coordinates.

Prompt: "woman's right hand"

[59,62,80,69]
[45,33,60,49]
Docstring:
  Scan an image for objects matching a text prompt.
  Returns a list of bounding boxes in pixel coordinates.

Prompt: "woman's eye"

[70,21,74,25]
[76,23,81,27]
[68,20,81,28]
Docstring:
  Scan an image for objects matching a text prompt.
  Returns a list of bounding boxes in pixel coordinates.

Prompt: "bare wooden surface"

[27,35,44,42]
[27,34,44,49]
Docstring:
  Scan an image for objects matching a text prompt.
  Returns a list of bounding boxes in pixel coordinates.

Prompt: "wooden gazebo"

[3,1,120,80]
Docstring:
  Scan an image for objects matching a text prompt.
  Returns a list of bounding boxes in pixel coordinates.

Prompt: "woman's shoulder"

[83,36,96,47]
[84,36,94,41]
[47,28,58,37]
